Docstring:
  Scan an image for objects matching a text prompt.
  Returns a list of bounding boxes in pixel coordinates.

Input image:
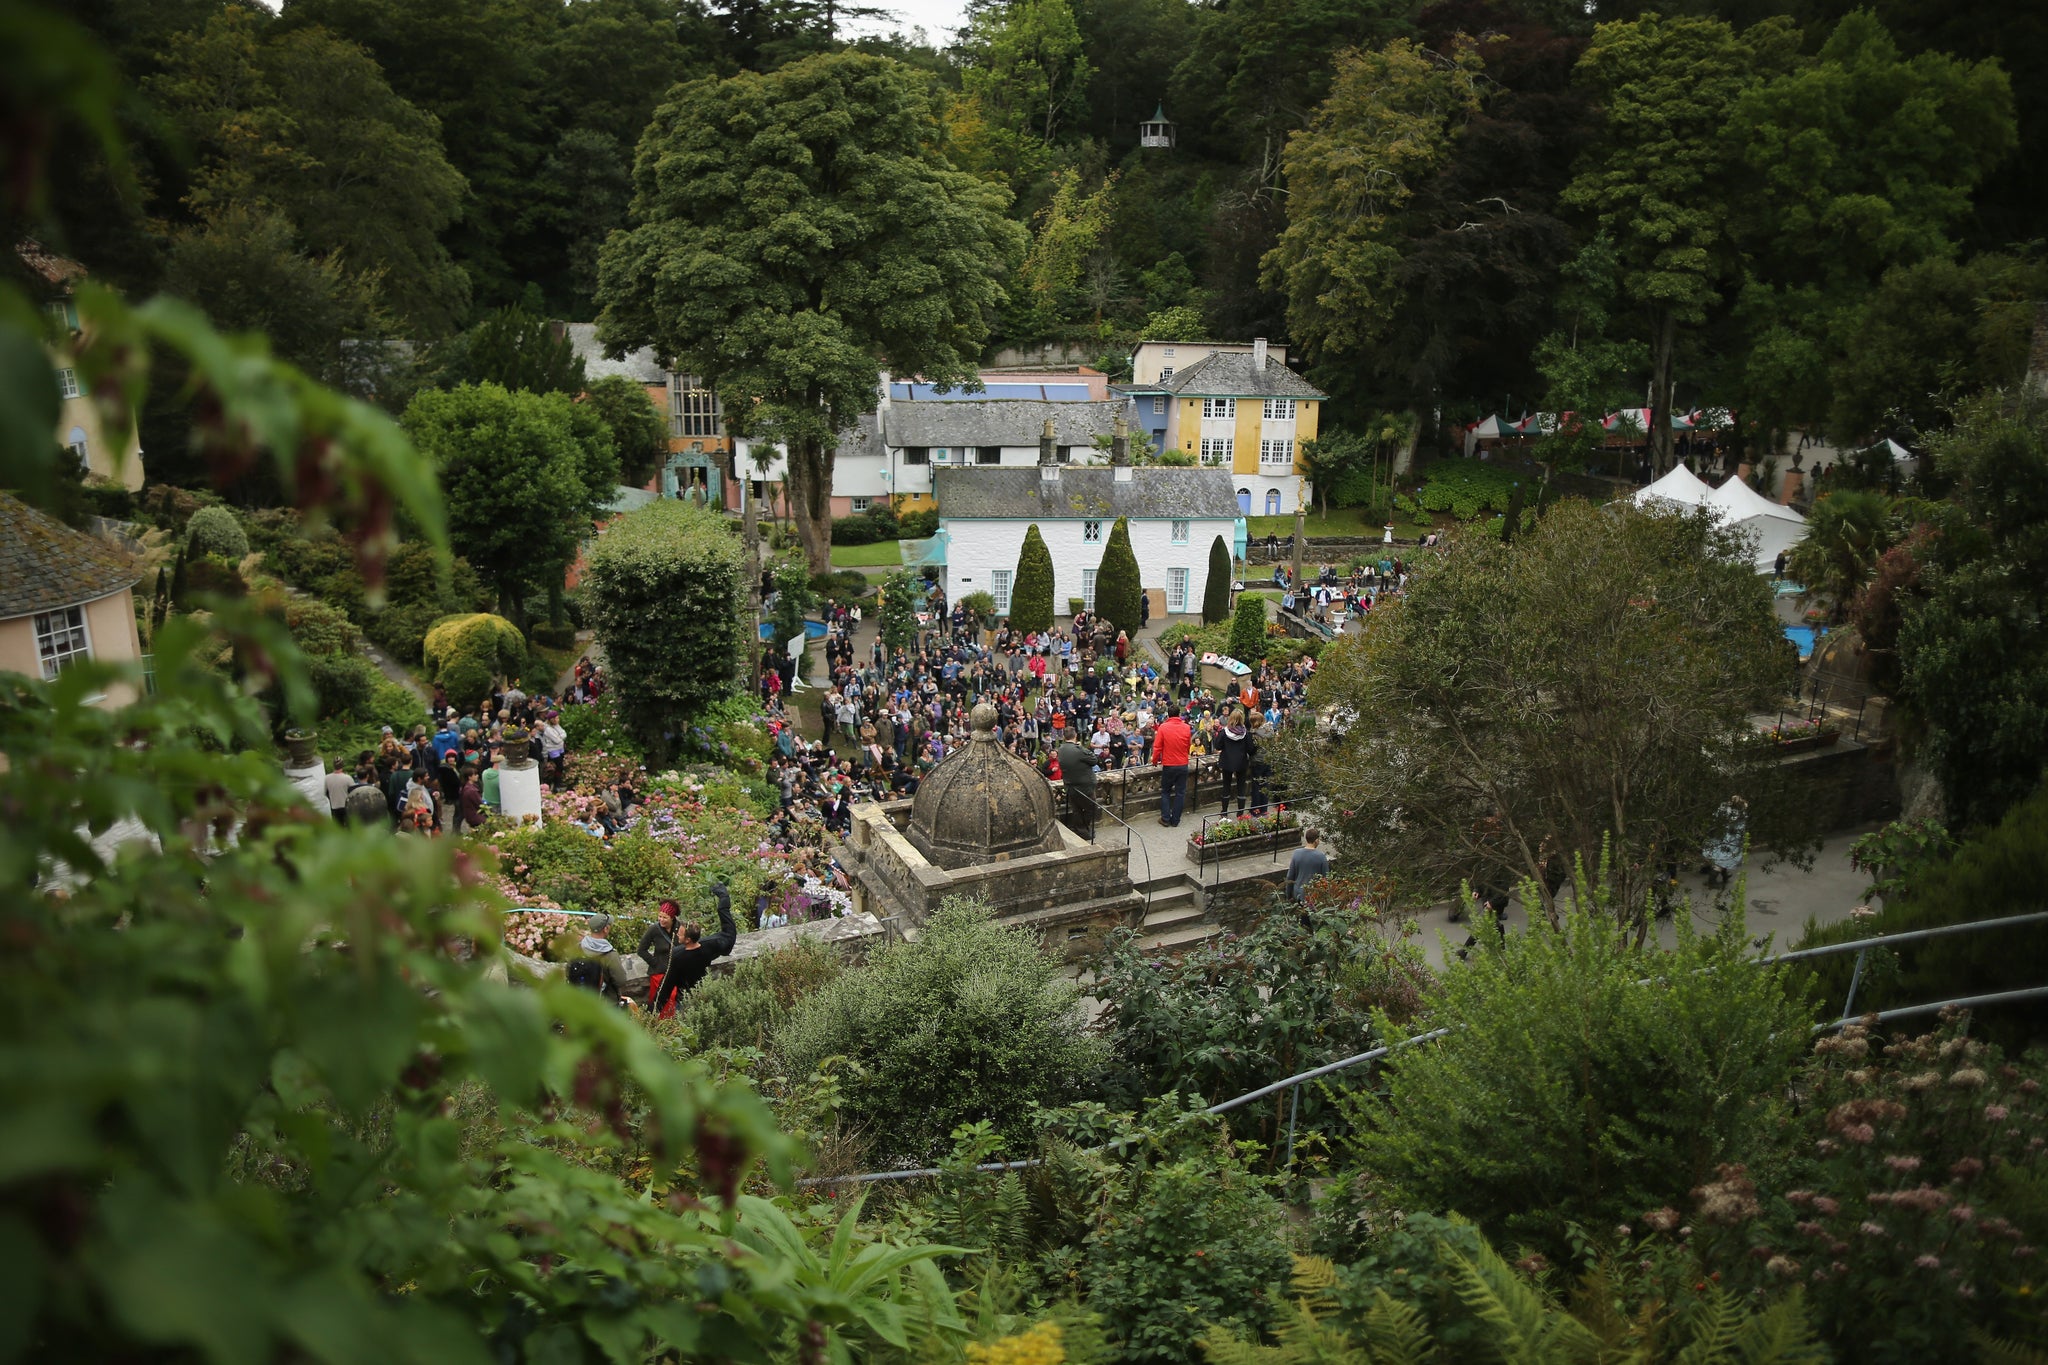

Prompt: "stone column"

[499,753,543,824]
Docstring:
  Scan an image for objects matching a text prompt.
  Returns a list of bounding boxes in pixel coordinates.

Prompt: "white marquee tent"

[1622,464,1807,573]
[1701,473,1807,574]
[1631,462,1713,511]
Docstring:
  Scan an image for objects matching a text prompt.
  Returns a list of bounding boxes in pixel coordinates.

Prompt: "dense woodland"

[28,0,2048,475]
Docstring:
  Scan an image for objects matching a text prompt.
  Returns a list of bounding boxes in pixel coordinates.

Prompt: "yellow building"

[1158,339,1324,516]
[16,241,144,492]
[0,492,145,707]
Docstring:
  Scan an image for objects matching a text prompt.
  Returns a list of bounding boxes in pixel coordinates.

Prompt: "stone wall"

[1778,737,1898,833]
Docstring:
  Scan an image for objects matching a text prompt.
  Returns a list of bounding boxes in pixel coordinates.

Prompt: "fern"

[1728,1292,1825,1365]
[1357,1290,1435,1365]
[1441,1235,1601,1364]
[1970,1329,2048,1365]
[1672,1288,1746,1365]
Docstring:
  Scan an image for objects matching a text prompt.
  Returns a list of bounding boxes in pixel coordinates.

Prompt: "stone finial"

[970,701,997,736]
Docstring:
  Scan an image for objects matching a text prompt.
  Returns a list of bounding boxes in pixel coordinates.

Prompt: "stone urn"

[285,729,319,768]
[499,726,535,770]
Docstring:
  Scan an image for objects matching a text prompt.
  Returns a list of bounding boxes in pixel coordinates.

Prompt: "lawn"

[829,540,905,567]
[1244,505,1391,540]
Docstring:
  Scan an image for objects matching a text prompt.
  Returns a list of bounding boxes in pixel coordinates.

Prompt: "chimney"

[1040,416,1059,482]
[1112,411,1130,466]
[1252,337,1268,372]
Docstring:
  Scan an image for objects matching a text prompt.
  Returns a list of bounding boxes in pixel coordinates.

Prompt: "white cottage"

[933,443,1245,621]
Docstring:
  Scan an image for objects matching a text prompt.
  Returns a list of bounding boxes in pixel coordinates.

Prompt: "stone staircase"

[1131,872,1225,955]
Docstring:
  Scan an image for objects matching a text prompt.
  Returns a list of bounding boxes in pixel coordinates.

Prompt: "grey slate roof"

[1160,351,1325,400]
[564,323,665,385]
[885,398,1132,450]
[934,467,1241,520]
[0,492,143,620]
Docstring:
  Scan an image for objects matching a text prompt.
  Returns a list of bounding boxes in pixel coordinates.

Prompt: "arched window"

[1264,489,1281,515]
[65,426,89,472]
[1236,488,1252,513]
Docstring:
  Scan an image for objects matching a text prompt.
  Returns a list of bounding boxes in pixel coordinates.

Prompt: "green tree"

[1094,514,1143,637]
[767,553,818,650]
[1898,391,2048,829]
[1288,500,1809,924]
[1004,168,1116,342]
[774,898,1104,1163]
[402,384,605,621]
[878,569,923,660]
[1226,591,1266,664]
[149,8,470,335]
[435,303,587,395]
[161,206,387,388]
[581,499,747,760]
[1350,897,1816,1259]
[1531,236,1649,477]
[1562,14,1793,473]
[1139,304,1206,343]
[1201,533,1232,625]
[581,374,669,487]
[1786,488,1898,616]
[1010,523,1056,632]
[1262,39,1483,403]
[1297,430,1372,519]
[596,52,1025,574]
[950,0,1094,188]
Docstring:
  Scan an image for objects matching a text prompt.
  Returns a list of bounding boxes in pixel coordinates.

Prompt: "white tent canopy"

[1632,462,1712,511]
[1701,475,1807,574]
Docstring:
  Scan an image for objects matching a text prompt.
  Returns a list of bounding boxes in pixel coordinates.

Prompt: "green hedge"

[1415,458,1522,521]
[1010,524,1054,633]
[1227,592,1267,662]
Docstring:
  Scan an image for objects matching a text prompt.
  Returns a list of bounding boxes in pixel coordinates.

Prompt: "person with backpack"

[565,914,636,1004]
[652,883,738,1016]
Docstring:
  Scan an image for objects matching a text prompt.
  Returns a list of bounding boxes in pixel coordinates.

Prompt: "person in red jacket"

[1152,705,1193,827]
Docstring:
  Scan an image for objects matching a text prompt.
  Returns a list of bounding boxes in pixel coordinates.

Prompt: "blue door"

[1237,488,1252,513]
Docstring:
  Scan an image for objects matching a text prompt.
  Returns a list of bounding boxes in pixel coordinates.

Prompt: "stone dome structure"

[906,703,1062,869]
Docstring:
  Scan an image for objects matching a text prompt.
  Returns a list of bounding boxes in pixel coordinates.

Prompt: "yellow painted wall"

[1232,404,1260,474]
[1297,401,1320,446]
[58,392,142,491]
[893,492,937,513]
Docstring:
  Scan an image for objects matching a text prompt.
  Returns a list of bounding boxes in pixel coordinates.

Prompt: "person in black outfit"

[653,883,738,1015]
[1216,708,1253,816]
[1054,736,1098,840]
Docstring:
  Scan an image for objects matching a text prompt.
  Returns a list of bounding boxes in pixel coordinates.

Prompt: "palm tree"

[1787,489,1895,618]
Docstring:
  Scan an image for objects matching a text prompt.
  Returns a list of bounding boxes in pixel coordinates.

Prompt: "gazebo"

[1139,104,1175,149]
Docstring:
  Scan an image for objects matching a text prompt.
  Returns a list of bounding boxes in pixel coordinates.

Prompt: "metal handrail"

[797,910,2048,1186]
[1089,802,1154,900]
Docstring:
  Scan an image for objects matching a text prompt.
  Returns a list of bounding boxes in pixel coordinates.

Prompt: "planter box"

[1186,824,1303,866]
[1773,731,1841,755]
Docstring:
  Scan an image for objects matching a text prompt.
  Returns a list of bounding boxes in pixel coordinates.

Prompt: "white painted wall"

[941,514,1239,618]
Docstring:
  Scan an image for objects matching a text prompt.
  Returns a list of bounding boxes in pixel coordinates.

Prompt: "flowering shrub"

[1673,1015,2048,1361]
[1191,807,1295,847]
[503,907,576,960]
[1766,717,1839,746]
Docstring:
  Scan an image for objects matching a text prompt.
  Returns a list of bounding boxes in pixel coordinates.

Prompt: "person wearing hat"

[652,883,738,1015]
[565,914,636,1003]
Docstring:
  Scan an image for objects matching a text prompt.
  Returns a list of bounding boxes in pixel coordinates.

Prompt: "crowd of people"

[321,679,571,834]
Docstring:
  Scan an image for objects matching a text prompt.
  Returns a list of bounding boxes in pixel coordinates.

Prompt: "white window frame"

[34,605,91,680]
[1081,567,1097,611]
[1163,348,1176,357]
[1260,438,1295,467]
[1200,437,1234,465]
[976,446,1001,465]
[850,496,872,512]
[1160,367,1174,382]
[1082,520,1102,543]
[1168,566,1189,613]
[668,375,720,438]
[1202,397,1236,419]
[57,367,80,400]
[1263,398,1296,421]
[47,300,79,331]
[991,568,1013,614]
[902,446,928,465]
[1152,395,1166,415]
[1170,519,1189,544]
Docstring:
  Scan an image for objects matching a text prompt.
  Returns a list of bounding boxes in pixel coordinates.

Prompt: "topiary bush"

[773,897,1104,1164]
[1203,535,1232,624]
[896,507,939,538]
[582,500,746,763]
[184,505,249,561]
[1010,524,1055,634]
[1095,515,1143,637]
[1227,592,1267,662]
[529,621,577,651]
[1414,458,1520,521]
[421,613,526,713]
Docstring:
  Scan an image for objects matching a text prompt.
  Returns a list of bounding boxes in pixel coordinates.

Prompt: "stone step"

[1134,922,1225,955]
[1141,900,1205,932]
